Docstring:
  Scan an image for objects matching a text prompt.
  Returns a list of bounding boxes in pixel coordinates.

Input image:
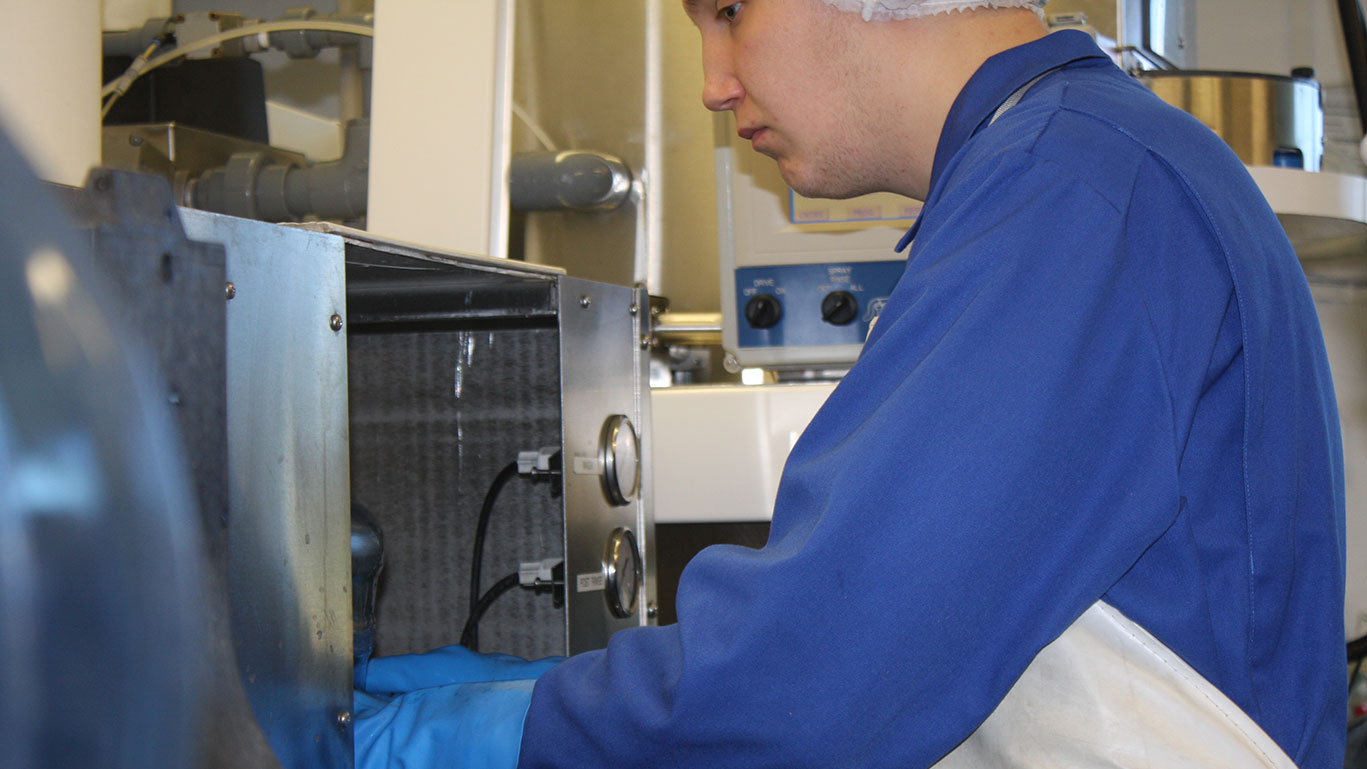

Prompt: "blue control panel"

[734,261,905,349]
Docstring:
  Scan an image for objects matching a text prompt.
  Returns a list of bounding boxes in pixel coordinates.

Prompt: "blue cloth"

[354,646,564,769]
[357,644,565,696]
[519,31,1346,768]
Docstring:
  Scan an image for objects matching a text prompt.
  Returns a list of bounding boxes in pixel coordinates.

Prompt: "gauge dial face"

[603,527,641,619]
[599,415,640,506]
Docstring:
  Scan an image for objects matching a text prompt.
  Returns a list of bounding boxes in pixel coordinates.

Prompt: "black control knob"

[745,294,783,329]
[821,291,859,326]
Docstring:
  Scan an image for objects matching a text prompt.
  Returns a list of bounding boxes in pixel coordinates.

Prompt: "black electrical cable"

[460,573,520,650]
[466,461,521,651]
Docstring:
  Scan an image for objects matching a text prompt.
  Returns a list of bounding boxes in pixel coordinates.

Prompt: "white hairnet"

[824,0,1047,22]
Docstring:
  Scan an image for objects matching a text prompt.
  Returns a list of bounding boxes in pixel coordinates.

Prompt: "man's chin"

[777,162,826,198]
[781,169,862,200]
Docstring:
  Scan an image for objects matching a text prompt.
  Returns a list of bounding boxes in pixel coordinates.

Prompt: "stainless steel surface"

[560,277,656,652]
[653,311,724,346]
[330,227,652,657]
[599,414,641,506]
[179,209,353,769]
[1139,71,1325,170]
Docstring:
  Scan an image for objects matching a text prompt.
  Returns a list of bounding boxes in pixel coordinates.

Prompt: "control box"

[715,115,917,369]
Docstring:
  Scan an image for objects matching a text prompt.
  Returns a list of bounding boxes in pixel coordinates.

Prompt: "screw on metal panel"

[722,351,742,374]
[580,295,592,308]
[225,282,236,300]
[647,602,658,620]
[129,134,144,147]
[330,314,343,332]
[337,710,352,728]
[640,335,652,350]
[629,303,639,316]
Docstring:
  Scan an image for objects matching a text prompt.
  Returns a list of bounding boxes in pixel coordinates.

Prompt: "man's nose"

[700,51,742,111]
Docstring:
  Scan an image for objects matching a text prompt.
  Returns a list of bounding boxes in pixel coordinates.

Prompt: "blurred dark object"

[102,56,269,144]
[352,502,385,667]
[0,122,207,769]
[54,169,288,769]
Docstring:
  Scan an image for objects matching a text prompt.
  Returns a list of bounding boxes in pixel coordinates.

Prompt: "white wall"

[1196,0,1351,85]
[366,0,509,256]
[0,0,100,186]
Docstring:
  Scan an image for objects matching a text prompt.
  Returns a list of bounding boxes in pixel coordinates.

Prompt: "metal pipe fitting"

[509,151,634,212]
[190,119,369,222]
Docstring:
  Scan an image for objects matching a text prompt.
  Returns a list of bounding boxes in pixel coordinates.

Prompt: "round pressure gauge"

[599,414,640,506]
[603,527,641,619]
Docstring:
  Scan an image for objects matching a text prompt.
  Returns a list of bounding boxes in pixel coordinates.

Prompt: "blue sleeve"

[518,150,1227,767]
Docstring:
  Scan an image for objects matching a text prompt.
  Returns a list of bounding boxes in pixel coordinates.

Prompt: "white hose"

[100,20,374,100]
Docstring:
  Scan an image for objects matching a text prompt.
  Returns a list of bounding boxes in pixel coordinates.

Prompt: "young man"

[358,1,1347,766]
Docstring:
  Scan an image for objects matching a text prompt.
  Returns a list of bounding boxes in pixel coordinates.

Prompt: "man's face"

[684,0,896,199]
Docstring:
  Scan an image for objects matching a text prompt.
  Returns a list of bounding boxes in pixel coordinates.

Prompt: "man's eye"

[718,2,742,22]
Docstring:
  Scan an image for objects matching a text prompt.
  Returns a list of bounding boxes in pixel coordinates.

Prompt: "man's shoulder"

[956,67,1278,252]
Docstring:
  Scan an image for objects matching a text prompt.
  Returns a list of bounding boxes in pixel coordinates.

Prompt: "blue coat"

[519,30,1347,768]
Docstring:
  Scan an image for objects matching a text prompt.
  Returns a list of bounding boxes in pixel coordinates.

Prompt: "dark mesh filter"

[349,327,566,660]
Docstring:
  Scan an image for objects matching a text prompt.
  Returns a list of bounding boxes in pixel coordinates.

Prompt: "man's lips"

[738,126,766,141]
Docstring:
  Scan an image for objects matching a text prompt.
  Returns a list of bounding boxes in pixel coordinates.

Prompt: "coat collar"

[895,30,1112,252]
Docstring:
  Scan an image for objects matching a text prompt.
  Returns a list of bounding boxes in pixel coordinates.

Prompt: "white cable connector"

[516,446,561,476]
[518,558,564,588]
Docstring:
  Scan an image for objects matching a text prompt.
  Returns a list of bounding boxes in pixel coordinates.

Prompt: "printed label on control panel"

[577,572,606,593]
[789,189,920,225]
